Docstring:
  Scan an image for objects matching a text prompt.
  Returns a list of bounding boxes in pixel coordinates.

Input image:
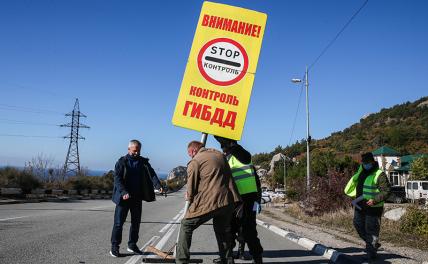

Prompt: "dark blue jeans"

[111,199,142,249]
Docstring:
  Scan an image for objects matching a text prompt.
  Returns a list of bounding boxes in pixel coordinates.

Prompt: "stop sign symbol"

[197,38,249,86]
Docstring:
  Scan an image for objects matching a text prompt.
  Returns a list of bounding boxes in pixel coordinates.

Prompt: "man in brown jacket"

[176,141,241,264]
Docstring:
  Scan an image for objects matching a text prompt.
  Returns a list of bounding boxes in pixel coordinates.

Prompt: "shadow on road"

[137,221,213,226]
[189,248,410,264]
[262,259,330,264]
[262,249,315,258]
[334,247,411,264]
[332,246,365,254]
[0,208,114,212]
[190,249,326,260]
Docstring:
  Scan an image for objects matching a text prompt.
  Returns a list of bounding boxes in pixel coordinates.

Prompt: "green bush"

[62,170,114,191]
[167,179,185,191]
[0,167,41,193]
[410,156,428,180]
[17,171,42,193]
[400,206,428,237]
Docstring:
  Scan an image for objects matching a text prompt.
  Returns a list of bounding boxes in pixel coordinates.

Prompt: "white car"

[260,195,271,204]
[406,180,428,203]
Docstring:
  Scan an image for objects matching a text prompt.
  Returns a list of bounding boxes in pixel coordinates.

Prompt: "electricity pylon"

[61,98,89,177]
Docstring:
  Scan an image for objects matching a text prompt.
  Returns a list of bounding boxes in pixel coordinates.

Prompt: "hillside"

[318,96,428,155]
[253,96,428,170]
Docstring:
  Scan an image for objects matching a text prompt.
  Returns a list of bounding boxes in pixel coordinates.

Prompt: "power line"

[0,80,67,98]
[0,118,59,126]
[286,0,369,148]
[0,104,64,115]
[0,134,62,139]
[308,0,369,70]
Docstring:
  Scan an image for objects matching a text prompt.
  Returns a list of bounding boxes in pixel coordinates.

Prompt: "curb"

[0,199,24,205]
[256,219,357,263]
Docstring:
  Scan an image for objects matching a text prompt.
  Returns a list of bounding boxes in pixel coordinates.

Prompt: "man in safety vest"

[214,136,263,264]
[344,152,390,262]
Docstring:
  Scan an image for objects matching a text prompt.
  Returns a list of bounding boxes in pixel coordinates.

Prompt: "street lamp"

[291,66,311,195]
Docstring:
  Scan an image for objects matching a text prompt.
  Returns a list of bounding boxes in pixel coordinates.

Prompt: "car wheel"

[394,197,403,204]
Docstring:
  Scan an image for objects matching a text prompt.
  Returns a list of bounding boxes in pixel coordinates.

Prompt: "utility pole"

[279,153,291,196]
[61,98,89,177]
[283,155,286,193]
[305,66,311,194]
[292,66,311,195]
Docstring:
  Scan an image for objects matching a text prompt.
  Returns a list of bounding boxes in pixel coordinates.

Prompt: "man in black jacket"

[110,139,162,257]
[214,136,263,264]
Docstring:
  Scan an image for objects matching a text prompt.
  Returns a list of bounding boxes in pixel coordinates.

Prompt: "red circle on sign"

[197,38,249,86]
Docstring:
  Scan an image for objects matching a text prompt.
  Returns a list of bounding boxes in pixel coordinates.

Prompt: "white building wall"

[374,155,399,170]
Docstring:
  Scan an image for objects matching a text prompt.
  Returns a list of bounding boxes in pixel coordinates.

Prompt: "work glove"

[253,201,261,214]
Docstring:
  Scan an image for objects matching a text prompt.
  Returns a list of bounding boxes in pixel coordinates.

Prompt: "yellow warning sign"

[172,1,267,140]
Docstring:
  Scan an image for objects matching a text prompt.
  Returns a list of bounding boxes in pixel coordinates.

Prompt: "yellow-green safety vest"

[228,155,258,195]
[344,165,384,207]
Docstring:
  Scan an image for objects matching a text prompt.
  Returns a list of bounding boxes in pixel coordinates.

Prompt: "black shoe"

[252,256,263,264]
[233,243,244,260]
[212,258,234,264]
[226,257,235,264]
[363,253,377,263]
[127,244,143,255]
[233,251,251,260]
[110,248,120,257]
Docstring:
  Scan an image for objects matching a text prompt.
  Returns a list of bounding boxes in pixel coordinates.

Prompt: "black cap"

[361,152,375,163]
[214,135,237,148]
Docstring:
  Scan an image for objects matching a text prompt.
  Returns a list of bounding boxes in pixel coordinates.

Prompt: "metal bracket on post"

[143,133,208,263]
[200,132,208,146]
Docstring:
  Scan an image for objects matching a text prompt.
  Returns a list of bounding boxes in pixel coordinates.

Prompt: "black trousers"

[353,209,381,257]
[111,199,142,248]
[231,199,263,257]
[176,205,234,264]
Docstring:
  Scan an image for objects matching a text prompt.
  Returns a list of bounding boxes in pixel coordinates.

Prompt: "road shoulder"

[258,206,425,264]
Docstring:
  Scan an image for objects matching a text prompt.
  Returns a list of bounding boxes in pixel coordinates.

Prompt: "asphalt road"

[0,189,329,264]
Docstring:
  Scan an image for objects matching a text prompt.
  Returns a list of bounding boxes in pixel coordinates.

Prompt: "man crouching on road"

[176,141,241,264]
[110,139,162,257]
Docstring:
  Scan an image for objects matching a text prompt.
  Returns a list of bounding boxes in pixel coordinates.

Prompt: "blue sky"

[0,0,427,173]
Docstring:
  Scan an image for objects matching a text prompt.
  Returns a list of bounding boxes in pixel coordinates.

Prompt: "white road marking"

[159,213,181,233]
[174,212,183,220]
[87,205,114,210]
[122,204,187,264]
[141,236,161,252]
[154,205,186,251]
[124,236,160,264]
[154,221,178,251]
[0,216,28,221]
